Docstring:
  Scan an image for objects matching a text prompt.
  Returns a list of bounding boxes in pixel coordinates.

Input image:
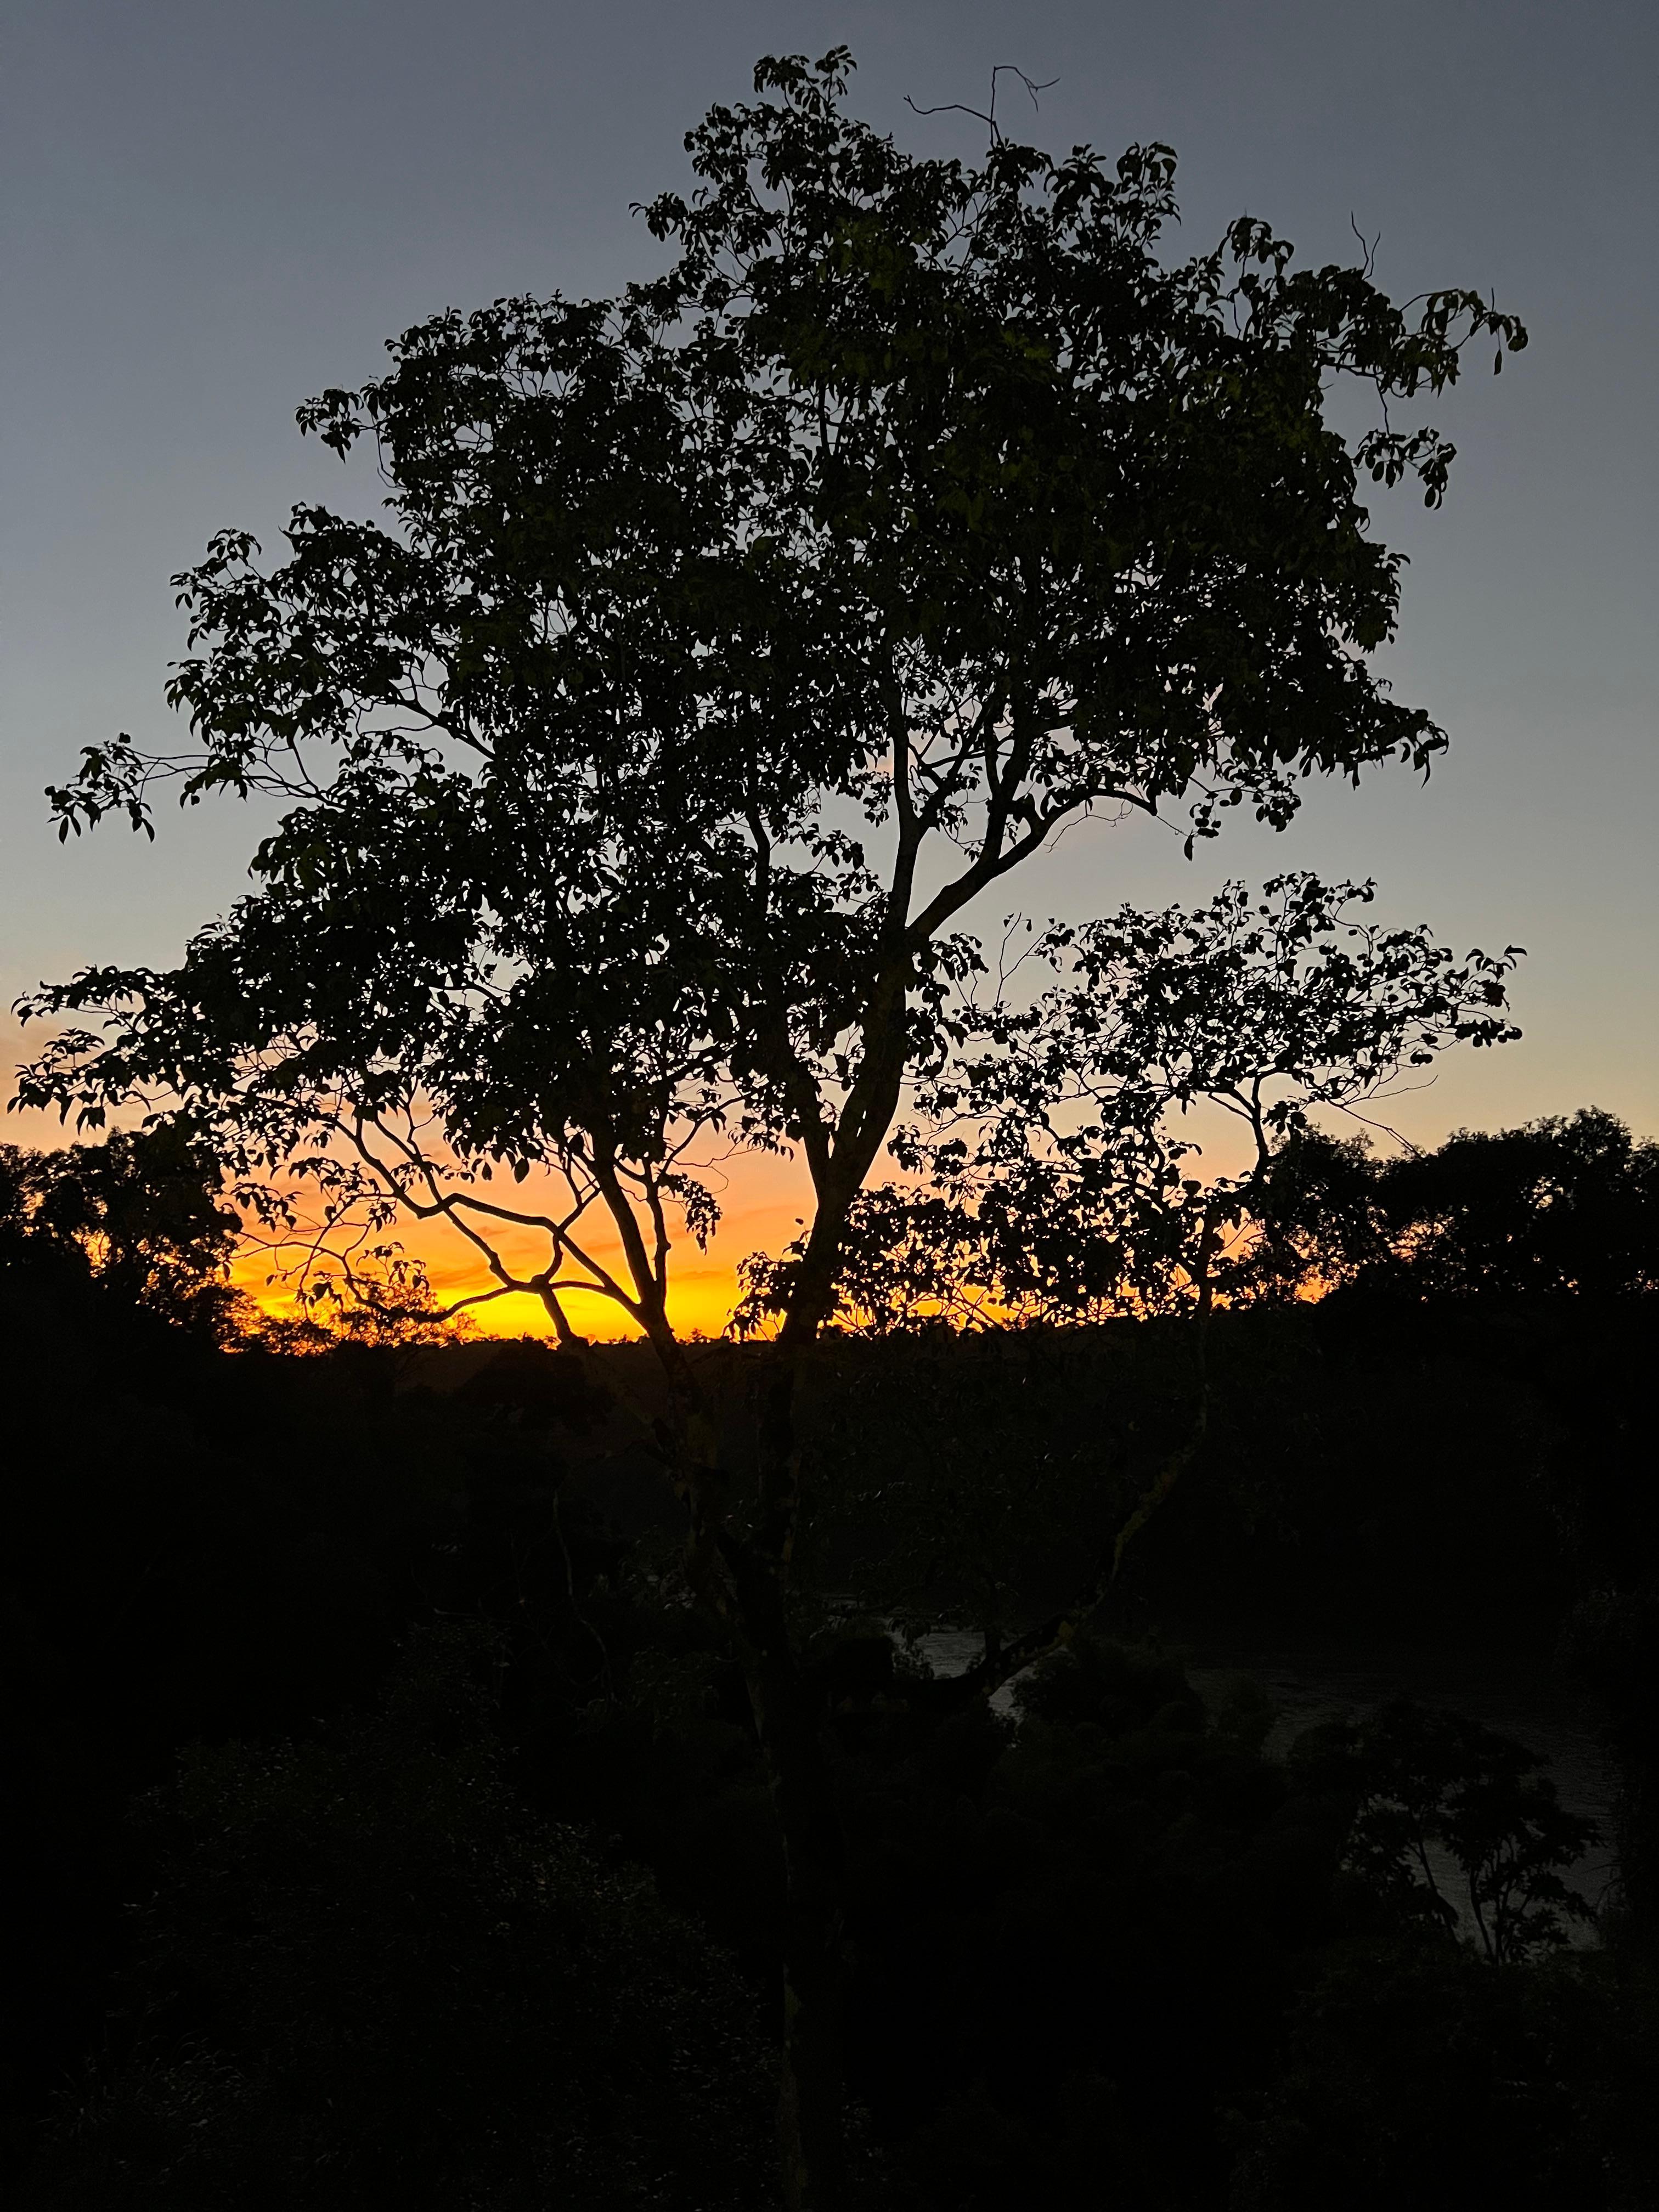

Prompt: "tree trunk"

[759,1668,849,2211]
[743,1345,851,2210]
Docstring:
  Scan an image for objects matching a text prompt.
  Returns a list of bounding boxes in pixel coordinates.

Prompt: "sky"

[3,0,1655,1335]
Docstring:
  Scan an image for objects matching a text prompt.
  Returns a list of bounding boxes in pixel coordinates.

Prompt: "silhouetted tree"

[15,52,1523,2203]
[0,1124,240,1331]
[1248,1107,1659,1301]
[740,873,1517,1332]
[1295,1697,1601,1963]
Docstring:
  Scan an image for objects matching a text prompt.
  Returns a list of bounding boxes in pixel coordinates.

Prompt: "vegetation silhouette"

[1249,1105,1659,1300]
[0,1123,240,1334]
[735,872,1520,1338]
[19,1633,775,2212]
[11,43,1617,2210]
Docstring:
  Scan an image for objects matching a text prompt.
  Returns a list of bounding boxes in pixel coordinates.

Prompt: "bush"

[21,1633,775,2210]
[1227,1939,1638,2211]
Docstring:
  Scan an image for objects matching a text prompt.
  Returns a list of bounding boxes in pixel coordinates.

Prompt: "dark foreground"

[6,1240,1658,2207]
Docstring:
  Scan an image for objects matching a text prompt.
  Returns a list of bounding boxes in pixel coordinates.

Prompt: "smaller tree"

[740,874,1521,1334]
[1297,1697,1602,1965]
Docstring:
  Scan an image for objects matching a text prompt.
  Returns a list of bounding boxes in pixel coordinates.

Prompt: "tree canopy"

[1250,1107,1659,1301]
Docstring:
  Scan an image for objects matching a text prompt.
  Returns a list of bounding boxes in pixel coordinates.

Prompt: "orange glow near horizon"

[0,1017,816,1343]
[229,1145,817,1342]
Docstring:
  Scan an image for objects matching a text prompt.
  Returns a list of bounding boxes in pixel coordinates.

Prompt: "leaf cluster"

[738,873,1520,1333]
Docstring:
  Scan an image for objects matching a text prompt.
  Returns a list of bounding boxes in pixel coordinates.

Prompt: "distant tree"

[14,52,1523,2205]
[0,1122,240,1331]
[1248,1107,1659,1301]
[1383,1109,1659,1297]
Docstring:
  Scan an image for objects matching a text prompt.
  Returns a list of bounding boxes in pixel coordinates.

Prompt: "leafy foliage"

[21,1633,774,2211]
[738,874,1519,1333]
[1295,1697,1601,1963]
[3,1246,1654,2207]
[1227,1937,1635,2212]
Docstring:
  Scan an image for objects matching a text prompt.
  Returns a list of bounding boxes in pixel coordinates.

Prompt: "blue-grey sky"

[4,0,1656,1155]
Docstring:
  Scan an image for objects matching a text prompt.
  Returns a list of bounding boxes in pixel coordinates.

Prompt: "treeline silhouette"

[1250,1107,1659,1301]
[3,1113,1658,2207]
[738,1107,1659,1333]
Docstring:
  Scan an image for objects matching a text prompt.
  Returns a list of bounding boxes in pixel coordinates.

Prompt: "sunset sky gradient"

[4,1,1655,1336]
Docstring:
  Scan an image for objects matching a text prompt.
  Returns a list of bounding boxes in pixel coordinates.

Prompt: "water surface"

[915,1626,1620,1937]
